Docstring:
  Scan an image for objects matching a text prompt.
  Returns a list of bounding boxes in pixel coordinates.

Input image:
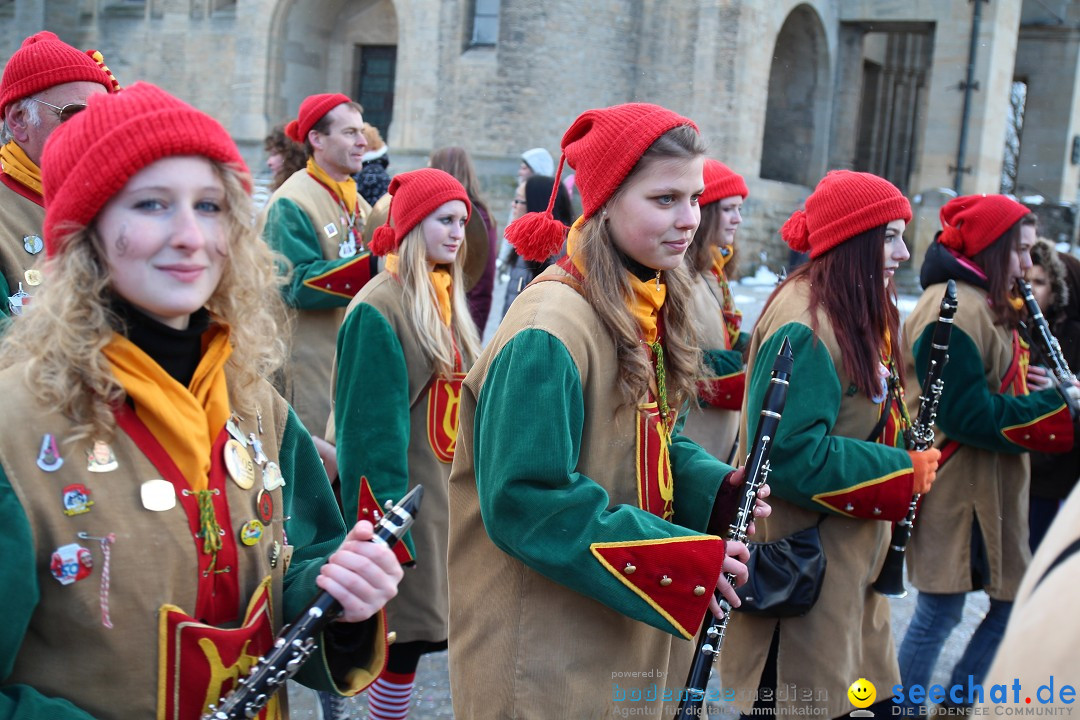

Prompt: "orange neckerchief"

[709,246,742,350]
[565,221,666,343]
[384,254,453,327]
[0,141,42,196]
[306,157,358,217]
[103,324,233,492]
[1008,295,1025,311]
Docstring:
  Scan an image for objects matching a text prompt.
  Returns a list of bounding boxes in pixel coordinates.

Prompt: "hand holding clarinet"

[202,486,419,720]
[1017,277,1080,419]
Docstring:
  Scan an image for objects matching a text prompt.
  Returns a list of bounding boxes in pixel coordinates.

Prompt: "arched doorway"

[760,4,831,187]
[265,0,399,137]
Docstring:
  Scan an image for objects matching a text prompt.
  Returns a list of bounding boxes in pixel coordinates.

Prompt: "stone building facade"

[4,0,1079,272]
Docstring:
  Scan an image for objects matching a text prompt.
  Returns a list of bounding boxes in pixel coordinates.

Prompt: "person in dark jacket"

[500,174,572,318]
[1025,239,1080,551]
[354,122,391,207]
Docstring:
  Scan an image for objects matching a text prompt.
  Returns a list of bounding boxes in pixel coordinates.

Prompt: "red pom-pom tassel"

[505,211,568,263]
[284,120,301,143]
[780,210,811,254]
[369,224,397,256]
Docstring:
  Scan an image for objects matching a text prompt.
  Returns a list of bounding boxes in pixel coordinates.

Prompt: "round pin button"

[223,438,255,490]
[140,479,176,512]
[24,268,42,286]
[240,519,264,546]
[256,488,274,525]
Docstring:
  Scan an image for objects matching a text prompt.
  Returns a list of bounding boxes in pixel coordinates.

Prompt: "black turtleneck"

[617,248,661,283]
[110,298,211,387]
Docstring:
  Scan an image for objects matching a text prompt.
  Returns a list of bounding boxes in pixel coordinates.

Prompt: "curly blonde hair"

[0,162,291,445]
[396,222,481,377]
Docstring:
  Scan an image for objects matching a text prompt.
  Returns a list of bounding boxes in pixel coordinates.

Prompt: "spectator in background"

[429,146,497,333]
[1025,238,1080,551]
[501,175,572,318]
[263,123,307,191]
[355,122,391,207]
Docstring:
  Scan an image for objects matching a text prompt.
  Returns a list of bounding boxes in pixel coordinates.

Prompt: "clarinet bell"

[871,550,908,598]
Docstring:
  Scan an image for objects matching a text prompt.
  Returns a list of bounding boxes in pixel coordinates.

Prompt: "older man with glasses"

[0,31,117,316]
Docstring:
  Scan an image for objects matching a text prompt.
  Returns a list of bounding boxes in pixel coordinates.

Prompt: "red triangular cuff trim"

[1002,404,1074,453]
[591,535,724,640]
[812,467,914,522]
[302,253,374,299]
[0,171,43,206]
[698,372,746,409]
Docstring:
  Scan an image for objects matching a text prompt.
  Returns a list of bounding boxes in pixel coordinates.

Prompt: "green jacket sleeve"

[334,303,415,559]
[0,466,97,719]
[279,407,382,692]
[474,328,726,639]
[917,324,1073,454]
[748,323,914,519]
[264,198,370,310]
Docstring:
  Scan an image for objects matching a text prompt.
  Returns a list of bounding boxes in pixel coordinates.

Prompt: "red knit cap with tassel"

[937,194,1031,258]
[781,170,911,259]
[369,168,471,256]
[284,92,352,143]
[506,102,698,262]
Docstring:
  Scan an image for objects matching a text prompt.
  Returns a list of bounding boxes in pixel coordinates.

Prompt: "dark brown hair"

[765,225,903,397]
[263,123,307,190]
[971,213,1037,327]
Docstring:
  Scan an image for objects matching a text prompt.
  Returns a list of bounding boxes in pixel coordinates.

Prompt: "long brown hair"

[971,212,1037,327]
[765,225,903,397]
[575,125,707,411]
[685,201,738,277]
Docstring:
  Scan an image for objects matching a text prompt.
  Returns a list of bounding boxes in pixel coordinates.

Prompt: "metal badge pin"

[240,519,264,546]
[225,417,248,446]
[61,483,94,516]
[36,433,63,472]
[261,461,285,491]
[224,438,256,490]
[50,542,92,585]
[256,488,274,525]
[9,282,30,316]
[86,440,118,473]
[248,433,267,466]
[24,268,42,286]
[23,234,43,255]
[140,479,176,511]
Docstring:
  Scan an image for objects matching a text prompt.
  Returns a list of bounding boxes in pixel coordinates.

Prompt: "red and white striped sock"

[366,670,415,720]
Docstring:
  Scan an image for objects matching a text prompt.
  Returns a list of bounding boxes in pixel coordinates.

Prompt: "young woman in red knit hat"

[681,158,750,463]
[719,170,940,718]
[331,167,480,720]
[446,103,770,718]
[0,82,403,720]
[898,195,1078,710]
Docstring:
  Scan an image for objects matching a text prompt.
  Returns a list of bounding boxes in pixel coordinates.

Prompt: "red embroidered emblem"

[427,372,465,463]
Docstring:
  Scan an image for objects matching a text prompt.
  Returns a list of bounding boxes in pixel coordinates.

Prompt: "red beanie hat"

[782,170,911,259]
[284,93,352,143]
[42,82,248,257]
[506,102,698,262]
[0,32,116,119]
[937,194,1031,258]
[369,168,471,256]
[700,159,748,206]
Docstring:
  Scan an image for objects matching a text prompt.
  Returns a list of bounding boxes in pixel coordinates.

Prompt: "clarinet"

[873,279,957,598]
[676,337,793,719]
[202,484,423,720]
[1017,278,1079,416]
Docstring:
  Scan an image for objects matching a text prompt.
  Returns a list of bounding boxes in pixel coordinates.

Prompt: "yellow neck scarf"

[385,254,454,327]
[103,324,233,492]
[1008,295,1025,311]
[0,141,42,196]
[565,223,666,343]
[307,157,358,217]
[710,246,742,349]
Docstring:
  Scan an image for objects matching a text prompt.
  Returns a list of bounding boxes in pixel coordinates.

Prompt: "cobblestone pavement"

[285,272,994,719]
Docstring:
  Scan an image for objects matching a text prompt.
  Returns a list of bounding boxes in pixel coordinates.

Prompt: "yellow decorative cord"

[650,340,670,426]
[196,489,223,556]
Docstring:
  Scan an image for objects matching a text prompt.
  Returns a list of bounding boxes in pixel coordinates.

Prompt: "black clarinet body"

[872,279,957,598]
[1017,278,1079,418]
[202,485,423,720]
[676,337,793,719]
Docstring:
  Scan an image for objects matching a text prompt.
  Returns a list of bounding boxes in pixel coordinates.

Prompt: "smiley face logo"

[847,678,876,708]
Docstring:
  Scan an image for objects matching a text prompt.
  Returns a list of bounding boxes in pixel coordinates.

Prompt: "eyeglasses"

[27,97,87,123]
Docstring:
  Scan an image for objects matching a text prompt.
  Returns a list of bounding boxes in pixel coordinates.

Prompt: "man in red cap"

[259,93,374,490]
[0,31,116,317]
